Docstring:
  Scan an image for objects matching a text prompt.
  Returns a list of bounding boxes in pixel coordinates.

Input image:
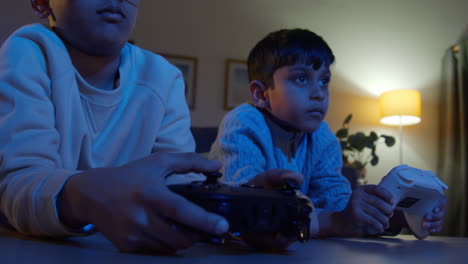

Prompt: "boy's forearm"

[57,170,95,229]
[314,210,406,238]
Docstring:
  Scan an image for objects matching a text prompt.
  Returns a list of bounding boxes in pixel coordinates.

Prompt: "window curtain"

[438,38,467,237]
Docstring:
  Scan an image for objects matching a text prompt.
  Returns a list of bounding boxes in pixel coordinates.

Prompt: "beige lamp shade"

[379,89,421,126]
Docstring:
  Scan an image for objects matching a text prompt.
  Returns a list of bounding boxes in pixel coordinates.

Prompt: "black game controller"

[168,172,313,243]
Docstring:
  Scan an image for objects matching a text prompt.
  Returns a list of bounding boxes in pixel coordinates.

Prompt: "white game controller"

[379,165,448,239]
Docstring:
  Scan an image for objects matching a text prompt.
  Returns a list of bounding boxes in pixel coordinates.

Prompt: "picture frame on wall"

[224,58,250,110]
[160,53,198,110]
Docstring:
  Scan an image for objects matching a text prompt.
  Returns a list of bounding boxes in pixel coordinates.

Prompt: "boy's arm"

[305,124,397,237]
[208,106,271,184]
[0,36,92,236]
[318,188,447,238]
[149,68,204,184]
[307,125,352,212]
[315,184,395,237]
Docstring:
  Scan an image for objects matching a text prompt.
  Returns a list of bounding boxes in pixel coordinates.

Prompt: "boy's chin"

[299,122,322,133]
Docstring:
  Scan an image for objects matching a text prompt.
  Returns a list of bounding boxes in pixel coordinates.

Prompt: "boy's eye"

[320,77,330,86]
[296,75,307,85]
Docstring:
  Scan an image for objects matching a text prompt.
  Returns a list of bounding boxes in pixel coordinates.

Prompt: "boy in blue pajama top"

[209,29,447,247]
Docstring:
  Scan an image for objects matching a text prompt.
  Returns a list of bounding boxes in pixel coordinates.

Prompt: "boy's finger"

[361,203,390,228]
[360,210,385,234]
[425,209,446,222]
[253,169,304,186]
[363,185,396,205]
[362,192,394,217]
[434,196,448,209]
[155,152,222,176]
[142,215,200,251]
[141,187,229,236]
[423,220,443,231]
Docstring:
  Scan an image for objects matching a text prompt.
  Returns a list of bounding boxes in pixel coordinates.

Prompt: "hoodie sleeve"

[0,31,93,237]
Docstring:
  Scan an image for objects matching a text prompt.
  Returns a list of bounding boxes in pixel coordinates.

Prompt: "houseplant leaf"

[382,135,396,147]
[370,154,379,166]
[336,128,348,139]
[343,114,353,126]
[349,132,366,151]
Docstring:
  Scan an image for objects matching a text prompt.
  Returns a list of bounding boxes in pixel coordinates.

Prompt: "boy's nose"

[310,95,325,101]
[309,87,326,101]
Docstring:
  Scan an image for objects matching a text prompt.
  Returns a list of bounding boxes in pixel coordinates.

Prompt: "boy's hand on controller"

[383,166,448,236]
[241,169,304,251]
[422,195,447,234]
[418,169,448,234]
[58,153,229,254]
[336,185,396,236]
[247,168,304,188]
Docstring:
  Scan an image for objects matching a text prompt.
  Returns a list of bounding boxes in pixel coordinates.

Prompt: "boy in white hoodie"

[0,0,228,254]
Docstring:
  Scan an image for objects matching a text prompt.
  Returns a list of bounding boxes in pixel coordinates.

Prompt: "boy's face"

[265,63,331,132]
[47,0,139,56]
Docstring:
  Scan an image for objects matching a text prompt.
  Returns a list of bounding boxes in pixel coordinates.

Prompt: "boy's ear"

[249,80,270,109]
[30,0,53,19]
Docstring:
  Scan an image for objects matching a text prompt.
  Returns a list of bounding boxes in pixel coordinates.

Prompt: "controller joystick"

[203,171,222,185]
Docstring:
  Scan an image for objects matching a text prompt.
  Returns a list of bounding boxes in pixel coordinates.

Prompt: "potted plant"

[336,114,396,184]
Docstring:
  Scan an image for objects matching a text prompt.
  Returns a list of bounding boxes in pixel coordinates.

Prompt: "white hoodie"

[0,24,195,236]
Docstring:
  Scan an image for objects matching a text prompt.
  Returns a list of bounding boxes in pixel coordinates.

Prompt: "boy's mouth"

[306,108,324,118]
[307,107,324,114]
[97,6,126,22]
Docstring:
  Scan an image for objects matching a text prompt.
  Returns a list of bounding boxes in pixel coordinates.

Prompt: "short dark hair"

[247,29,335,86]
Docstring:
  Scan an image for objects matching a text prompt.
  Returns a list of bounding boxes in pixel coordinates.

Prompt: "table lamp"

[379,89,421,164]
